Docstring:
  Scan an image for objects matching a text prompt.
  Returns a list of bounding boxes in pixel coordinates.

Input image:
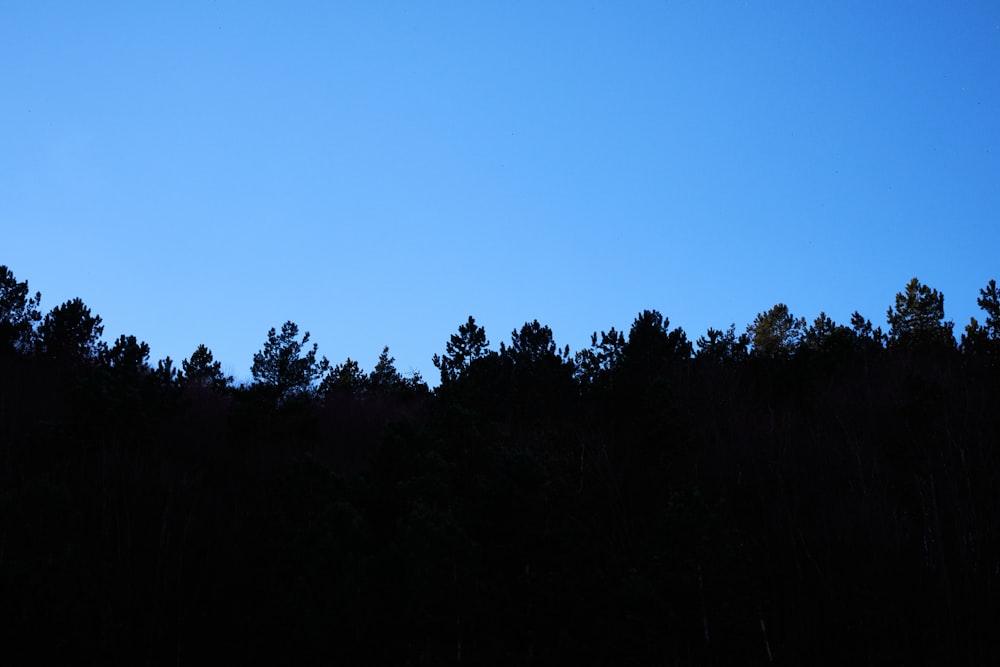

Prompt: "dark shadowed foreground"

[2,266,1000,664]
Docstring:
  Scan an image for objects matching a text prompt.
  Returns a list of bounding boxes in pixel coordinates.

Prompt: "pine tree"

[886,277,954,349]
[321,357,368,398]
[182,344,233,390]
[695,324,749,364]
[432,316,490,384]
[37,298,106,364]
[251,321,330,402]
[0,265,42,354]
[747,303,805,358]
[961,279,1000,357]
[369,346,404,392]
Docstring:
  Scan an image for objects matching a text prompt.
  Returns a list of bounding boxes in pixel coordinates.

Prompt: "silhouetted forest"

[2,265,1000,664]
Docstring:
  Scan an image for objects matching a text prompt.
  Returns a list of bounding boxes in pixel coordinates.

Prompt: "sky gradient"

[3,2,999,383]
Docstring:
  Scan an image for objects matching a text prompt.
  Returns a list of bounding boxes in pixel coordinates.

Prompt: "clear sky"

[3,2,998,384]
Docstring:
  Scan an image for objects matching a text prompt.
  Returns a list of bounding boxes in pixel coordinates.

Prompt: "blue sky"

[3,2,998,383]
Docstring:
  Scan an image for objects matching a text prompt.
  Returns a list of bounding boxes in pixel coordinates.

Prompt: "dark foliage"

[182,344,233,391]
[37,297,106,364]
[887,277,955,350]
[2,270,999,664]
[0,265,42,354]
[251,321,330,404]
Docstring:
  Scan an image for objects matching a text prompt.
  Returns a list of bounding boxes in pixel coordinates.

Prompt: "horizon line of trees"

[4,262,1000,663]
[3,265,998,398]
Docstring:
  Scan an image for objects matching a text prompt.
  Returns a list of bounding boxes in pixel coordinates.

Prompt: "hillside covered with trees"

[2,264,1000,664]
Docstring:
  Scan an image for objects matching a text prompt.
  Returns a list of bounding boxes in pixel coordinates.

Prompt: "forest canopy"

[2,263,999,664]
[4,264,993,385]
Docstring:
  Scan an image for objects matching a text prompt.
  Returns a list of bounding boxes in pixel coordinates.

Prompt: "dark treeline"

[2,265,1000,665]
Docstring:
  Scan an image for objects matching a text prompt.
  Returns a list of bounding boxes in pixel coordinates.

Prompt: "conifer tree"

[695,324,749,364]
[37,298,106,364]
[251,321,329,402]
[575,327,626,388]
[432,315,490,384]
[103,334,152,376]
[962,279,1000,356]
[886,277,954,349]
[747,303,805,358]
[182,344,233,390]
[0,265,42,354]
[850,311,885,349]
[321,357,368,397]
[369,346,404,392]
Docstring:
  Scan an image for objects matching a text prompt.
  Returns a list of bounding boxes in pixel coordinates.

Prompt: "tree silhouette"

[575,327,625,389]
[962,279,1000,357]
[504,319,570,367]
[0,265,42,354]
[154,356,181,388]
[976,279,1000,338]
[251,321,330,402]
[103,334,151,376]
[850,311,885,350]
[886,277,954,349]
[497,320,575,424]
[37,297,105,364]
[695,324,749,364]
[625,310,692,366]
[182,344,233,390]
[801,312,858,354]
[747,303,805,358]
[432,315,490,384]
[369,346,405,393]
[321,357,368,398]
